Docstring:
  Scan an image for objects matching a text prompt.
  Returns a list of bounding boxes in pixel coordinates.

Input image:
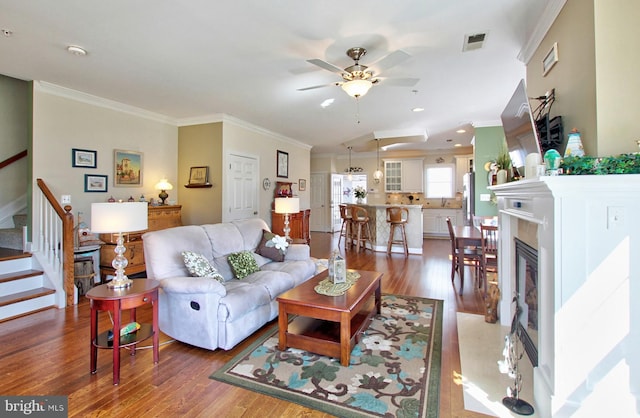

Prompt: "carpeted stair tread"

[0,287,56,307]
[0,269,44,283]
[0,228,23,251]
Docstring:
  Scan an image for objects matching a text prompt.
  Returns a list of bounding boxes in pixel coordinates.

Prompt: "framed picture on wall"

[114,150,143,187]
[277,150,288,178]
[84,174,108,192]
[188,166,209,185]
[72,148,97,168]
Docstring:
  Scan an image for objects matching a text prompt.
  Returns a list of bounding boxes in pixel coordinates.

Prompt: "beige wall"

[527,0,639,156]
[32,86,178,228]
[178,123,223,225]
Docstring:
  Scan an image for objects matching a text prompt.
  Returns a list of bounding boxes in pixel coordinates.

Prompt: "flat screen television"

[500,79,542,171]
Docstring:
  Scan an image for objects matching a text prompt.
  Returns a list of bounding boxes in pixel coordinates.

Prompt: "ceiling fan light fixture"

[341,79,373,98]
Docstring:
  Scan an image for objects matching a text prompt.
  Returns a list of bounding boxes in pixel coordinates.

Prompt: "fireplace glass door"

[515,238,538,366]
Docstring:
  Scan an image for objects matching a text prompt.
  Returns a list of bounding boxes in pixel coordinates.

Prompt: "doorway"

[225,153,259,221]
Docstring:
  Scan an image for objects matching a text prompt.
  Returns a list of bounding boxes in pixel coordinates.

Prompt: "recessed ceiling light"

[454,143,462,147]
[320,98,334,108]
[456,129,466,133]
[67,45,87,56]
[411,107,424,112]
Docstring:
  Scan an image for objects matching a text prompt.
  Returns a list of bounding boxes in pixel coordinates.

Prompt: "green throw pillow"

[181,251,224,283]
[227,251,260,279]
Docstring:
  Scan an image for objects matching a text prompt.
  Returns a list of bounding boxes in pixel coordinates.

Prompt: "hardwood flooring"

[0,233,492,417]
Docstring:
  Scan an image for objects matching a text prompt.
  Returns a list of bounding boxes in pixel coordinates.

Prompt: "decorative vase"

[356,197,363,204]
[497,169,508,184]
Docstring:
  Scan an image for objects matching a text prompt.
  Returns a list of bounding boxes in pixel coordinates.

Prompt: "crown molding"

[34,81,178,125]
[473,120,502,128]
[518,0,567,64]
[178,113,313,151]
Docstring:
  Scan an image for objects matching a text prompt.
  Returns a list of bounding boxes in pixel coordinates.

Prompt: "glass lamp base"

[107,277,133,289]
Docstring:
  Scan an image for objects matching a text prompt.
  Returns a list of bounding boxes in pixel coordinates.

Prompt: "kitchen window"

[425,165,454,198]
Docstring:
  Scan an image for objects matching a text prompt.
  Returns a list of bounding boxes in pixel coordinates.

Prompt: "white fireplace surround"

[491,175,640,417]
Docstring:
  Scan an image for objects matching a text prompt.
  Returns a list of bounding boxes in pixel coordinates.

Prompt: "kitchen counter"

[347,204,423,254]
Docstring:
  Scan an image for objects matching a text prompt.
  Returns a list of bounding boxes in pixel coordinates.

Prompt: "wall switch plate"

[61,195,71,204]
[480,193,491,202]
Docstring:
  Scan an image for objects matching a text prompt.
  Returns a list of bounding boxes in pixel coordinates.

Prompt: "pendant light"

[347,146,353,181]
[373,139,384,183]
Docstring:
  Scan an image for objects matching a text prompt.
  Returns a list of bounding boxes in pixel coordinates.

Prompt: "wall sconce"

[91,202,148,289]
[154,178,173,205]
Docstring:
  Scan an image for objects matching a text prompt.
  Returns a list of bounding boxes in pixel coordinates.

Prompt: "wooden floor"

[0,233,492,417]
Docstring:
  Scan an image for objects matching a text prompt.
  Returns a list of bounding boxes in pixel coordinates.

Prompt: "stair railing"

[0,149,28,170]
[35,179,75,306]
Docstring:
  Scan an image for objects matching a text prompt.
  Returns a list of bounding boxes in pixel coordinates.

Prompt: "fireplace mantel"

[491,175,640,417]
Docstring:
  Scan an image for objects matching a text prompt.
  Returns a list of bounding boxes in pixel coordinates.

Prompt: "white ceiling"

[0,0,550,155]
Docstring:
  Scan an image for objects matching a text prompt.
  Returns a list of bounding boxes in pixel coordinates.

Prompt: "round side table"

[86,279,160,385]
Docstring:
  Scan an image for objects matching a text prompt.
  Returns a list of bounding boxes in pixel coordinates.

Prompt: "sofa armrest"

[284,244,310,261]
[159,277,227,297]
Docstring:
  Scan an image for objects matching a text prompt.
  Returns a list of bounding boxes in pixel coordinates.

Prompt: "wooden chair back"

[386,206,408,224]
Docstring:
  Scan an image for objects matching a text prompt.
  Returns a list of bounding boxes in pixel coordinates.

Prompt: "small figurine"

[127,196,135,202]
[107,196,116,203]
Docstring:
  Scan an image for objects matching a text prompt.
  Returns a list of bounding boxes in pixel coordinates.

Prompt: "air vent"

[463,32,488,52]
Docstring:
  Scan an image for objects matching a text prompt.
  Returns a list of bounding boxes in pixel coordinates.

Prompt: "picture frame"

[188,166,209,185]
[84,174,108,192]
[298,179,306,191]
[276,150,289,178]
[72,148,97,168]
[114,150,143,187]
[542,42,559,76]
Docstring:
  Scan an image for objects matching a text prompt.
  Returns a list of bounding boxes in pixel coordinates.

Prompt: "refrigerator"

[462,172,475,226]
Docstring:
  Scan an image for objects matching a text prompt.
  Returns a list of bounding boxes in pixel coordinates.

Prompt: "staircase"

[0,213,27,251]
[0,247,57,322]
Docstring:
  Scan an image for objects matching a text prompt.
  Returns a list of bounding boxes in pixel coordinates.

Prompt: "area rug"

[211,294,443,418]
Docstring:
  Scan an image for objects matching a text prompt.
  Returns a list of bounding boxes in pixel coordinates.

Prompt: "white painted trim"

[34,81,178,125]
[518,0,568,64]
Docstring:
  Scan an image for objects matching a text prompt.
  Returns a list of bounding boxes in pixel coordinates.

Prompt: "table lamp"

[91,202,148,289]
[274,197,299,242]
[154,178,173,205]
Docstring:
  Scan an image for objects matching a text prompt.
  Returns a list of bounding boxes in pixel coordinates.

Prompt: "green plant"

[354,186,367,199]
[561,153,640,175]
[496,142,512,170]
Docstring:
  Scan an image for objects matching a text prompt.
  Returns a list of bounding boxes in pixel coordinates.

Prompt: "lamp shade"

[274,197,300,214]
[341,79,373,98]
[91,202,148,233]
[154,178,173,191]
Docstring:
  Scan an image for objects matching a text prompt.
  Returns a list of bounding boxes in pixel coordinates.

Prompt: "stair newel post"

[63,205,75,306]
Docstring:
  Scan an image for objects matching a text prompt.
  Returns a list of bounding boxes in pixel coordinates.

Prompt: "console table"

[87,279,160,385]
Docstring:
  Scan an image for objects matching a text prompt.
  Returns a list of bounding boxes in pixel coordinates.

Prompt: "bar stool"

[350,205,373,252]
[338,204,352,248]
[386,206,409,256]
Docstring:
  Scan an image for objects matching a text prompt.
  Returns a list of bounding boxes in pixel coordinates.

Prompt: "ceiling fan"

[298,47,419,98]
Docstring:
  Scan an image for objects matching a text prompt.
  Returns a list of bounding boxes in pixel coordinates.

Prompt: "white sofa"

[142,218,316,350]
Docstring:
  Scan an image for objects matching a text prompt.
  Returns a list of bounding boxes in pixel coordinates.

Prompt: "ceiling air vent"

[462,32,487,52]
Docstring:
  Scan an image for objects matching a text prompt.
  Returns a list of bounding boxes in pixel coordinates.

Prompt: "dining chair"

[479,224,499,296]
[446,217,481,294]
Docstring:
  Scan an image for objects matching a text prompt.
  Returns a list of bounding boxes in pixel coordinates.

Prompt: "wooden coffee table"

[277,269,382,366]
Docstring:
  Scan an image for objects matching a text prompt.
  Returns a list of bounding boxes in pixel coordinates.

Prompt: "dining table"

[453,225,483,295]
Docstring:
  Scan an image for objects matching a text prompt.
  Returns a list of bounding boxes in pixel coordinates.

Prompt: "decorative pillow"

[227,251,260,279]
[255,230,289,262]
[181,251,224,283]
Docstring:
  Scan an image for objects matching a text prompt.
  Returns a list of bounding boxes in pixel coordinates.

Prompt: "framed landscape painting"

[84,174,108,192]
[114,150,143,187]
[72,148,97,168]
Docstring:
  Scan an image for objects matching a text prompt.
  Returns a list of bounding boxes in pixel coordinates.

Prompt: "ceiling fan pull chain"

[355,97,361,124]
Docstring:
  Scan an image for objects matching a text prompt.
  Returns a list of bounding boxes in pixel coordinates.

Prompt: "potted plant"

[354,186,367,204]
[496,142,512,184]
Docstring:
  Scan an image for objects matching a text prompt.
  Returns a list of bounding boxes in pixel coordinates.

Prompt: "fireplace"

[515,238,538,367]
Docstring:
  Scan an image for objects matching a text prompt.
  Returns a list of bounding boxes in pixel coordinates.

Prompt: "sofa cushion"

[181,251,224,283]
[228,251,260,279]
[218,280,272,322]
[255,230,288,262]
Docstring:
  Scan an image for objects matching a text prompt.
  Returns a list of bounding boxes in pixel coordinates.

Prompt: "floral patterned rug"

[211,294,443,418]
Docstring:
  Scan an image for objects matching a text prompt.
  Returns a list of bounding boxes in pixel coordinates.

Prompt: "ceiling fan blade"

[297,82,338,91]
[307,59,345,74]
[377,77,420,87]
[370,50,411,73]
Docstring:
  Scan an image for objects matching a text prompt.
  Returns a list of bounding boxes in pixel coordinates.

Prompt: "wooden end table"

[277,269,382,366]
[86,279,160,385]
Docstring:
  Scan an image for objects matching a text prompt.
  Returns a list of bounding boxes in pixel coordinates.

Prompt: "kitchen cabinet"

[455,155,473,194]
[422,208,462,236]
[384,159,424,193]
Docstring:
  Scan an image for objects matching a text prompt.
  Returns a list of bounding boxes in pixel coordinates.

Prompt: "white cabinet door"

[423,211,438,234]
[384,161,402,192]
[402,159,424,192]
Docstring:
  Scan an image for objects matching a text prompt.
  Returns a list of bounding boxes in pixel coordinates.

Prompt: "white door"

[310,173,328,232]
[331,174,344,233]
[226,153,258,221]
